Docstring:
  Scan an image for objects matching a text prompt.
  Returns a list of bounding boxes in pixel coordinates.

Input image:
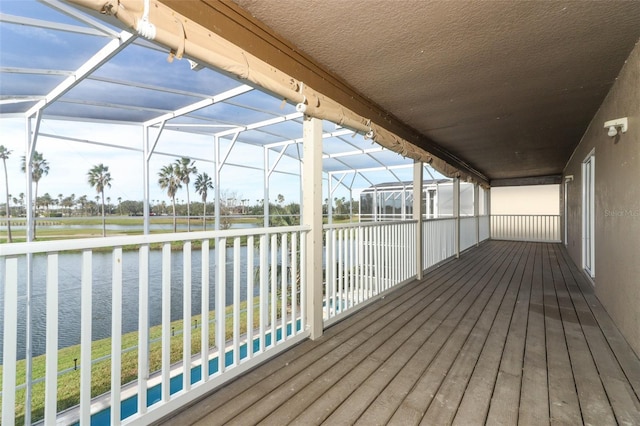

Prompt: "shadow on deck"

[159,241,640,425]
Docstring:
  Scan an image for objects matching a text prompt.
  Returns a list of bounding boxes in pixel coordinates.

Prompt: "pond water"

[0,245,260,360]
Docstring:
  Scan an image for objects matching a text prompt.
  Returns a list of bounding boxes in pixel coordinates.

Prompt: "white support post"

[143,126,150,234]
[137,245,149,414]
[327,175,333,225]
[487,188,492,239]
[23,112,41,425]
[214,136,221,230]
[2,257,18,426]
[264,146,270,227]
[413,161,423,280]
[454,177,460,258]
[349,173,357,222]
[474,183,480,246]
[303,116,324,340]
[373,187,378,221]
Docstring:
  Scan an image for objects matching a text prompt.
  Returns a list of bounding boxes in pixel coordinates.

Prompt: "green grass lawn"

[0,298,269,425]
[0,216,266,245]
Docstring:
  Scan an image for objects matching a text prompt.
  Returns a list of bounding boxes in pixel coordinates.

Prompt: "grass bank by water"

[0,299,262,425]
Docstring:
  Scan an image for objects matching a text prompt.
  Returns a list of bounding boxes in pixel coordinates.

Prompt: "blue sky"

[0,0,423,208]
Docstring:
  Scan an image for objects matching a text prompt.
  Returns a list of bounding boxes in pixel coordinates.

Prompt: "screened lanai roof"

[0,0,441,191]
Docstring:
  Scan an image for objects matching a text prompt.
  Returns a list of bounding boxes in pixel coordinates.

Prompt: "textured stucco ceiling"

[230,0,640,182]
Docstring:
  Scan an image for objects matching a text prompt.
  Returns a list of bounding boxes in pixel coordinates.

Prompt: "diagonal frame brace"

[25,30,136,118]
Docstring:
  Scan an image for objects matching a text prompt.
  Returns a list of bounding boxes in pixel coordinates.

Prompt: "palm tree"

[1,145,13,242]
[87,164,112,237]
[78,195,88,216]
[18,192,24,216]
[21,151,49,239]
[194,172,213,230]
[62,196,74,216]
[158,164,182,232]
[41,193,53,215]
[174,157,197,231]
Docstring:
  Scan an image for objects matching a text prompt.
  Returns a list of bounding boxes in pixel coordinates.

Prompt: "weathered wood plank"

[559,246,640,399]
[556,247,640,425]
[168,244,477,425]
[541,244,582,424]
[485,242,537,425]
[548,244,616,425]
[158,242,640,426]
[452,242,532,425]
[210,240,505,424]
[275,241,511,425]
[518,244,550,425]
[419,242,530,425]
[362,242,516,424]
[291,241,510,425]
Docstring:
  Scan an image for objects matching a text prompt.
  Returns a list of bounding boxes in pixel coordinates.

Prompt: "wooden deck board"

[353,241,516,425]
[548,244,616,425]
[519,244,551,425]
[300,241,510,424]
[555,247,640,425]
[542,244,582,425]
[485,242,536,425]
[452,242,531,425]
[159,241,640,426]
[418,242,528,425]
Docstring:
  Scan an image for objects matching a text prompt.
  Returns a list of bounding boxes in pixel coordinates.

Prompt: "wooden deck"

[159,241,640,425]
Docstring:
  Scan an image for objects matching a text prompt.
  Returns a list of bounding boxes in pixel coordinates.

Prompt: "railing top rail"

[324,219,418,230]
[423,216,457,222]
[0,225,311,257]
[491,214,560,217]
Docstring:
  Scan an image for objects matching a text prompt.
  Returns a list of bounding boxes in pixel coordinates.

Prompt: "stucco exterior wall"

[564,41,640,356]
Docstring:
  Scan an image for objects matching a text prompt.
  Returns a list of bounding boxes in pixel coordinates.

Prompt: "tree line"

[1,147,358,242]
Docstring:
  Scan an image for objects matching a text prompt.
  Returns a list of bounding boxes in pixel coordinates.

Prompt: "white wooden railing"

[322,221,417,324]
[491,215,561,242]
[1,213,501,424]
[423,218,457,268]
[479,215,490,242]
[0,226,309,425]
[460,216,477,252]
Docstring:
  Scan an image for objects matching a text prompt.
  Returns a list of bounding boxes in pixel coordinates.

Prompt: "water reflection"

[0,244,259,360]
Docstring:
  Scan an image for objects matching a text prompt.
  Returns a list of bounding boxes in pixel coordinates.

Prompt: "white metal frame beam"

[39,0,122,37]
[25,30,136,118]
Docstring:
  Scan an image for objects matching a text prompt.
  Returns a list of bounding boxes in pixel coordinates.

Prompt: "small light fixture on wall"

[604,117,628,137]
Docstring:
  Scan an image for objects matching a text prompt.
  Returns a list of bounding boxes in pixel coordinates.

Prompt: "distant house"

[359,179,478,221]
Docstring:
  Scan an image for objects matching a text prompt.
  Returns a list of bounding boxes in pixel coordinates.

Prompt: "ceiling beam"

[159,0,488,186]
[490,175,563,187]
